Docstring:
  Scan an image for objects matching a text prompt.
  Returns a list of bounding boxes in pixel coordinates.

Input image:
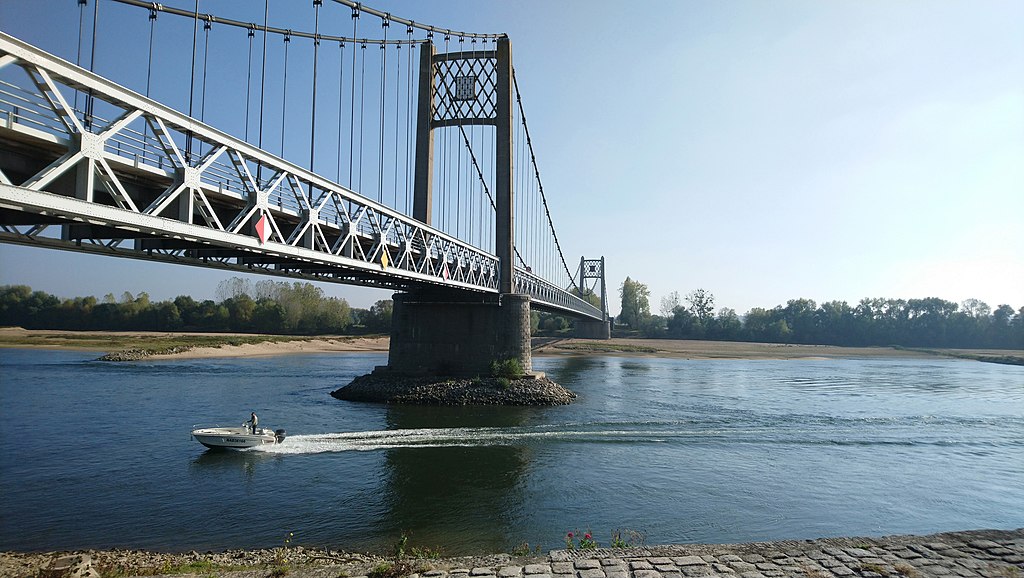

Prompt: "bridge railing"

[0,31,501,294]
[0,31,604,321]
[514,267,604,319]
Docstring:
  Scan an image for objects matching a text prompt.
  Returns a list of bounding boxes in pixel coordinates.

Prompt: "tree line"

[619,277,1023,349]
[0,279,393,335]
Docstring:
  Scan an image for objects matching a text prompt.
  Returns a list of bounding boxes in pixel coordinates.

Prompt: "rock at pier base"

[40,554,99,578]
[331,371,576,406]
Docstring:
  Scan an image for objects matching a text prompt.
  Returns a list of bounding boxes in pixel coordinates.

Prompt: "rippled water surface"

[1,349,1021,553]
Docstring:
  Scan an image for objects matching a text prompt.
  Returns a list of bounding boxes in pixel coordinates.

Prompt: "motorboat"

[191,424,287,450]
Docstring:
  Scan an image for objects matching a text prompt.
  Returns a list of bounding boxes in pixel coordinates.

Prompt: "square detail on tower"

[432,53,497,125]
[453,75,477,101]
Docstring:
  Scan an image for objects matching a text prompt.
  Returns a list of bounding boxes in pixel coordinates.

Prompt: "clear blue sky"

[1,0,1021,315]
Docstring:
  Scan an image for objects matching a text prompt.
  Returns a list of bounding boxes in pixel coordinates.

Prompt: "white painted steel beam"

[0,30,603,320]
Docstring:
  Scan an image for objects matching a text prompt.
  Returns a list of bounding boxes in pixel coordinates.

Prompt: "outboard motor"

[274,429,287,444]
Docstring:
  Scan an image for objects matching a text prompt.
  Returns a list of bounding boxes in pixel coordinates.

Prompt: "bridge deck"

[0,32,603,320]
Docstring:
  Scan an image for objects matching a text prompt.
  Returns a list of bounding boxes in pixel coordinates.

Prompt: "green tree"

[783,298,818,343]
[667,306,702,338]
[686,289,715,322]
[660,291,680,318]
[224,295,257,330]
[742,307,773,342]
[711,307,742,340]
[252,300,286,333]
[365,299,393,332]
[618,277,650,330]
[317,297,352,333]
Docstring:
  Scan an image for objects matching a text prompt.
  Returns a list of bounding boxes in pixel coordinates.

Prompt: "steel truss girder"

[0,31,603,320]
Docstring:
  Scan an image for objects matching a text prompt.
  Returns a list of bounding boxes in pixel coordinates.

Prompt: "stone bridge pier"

[384,292,532,376]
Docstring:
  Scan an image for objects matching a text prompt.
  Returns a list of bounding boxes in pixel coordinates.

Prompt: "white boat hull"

[191,426,284,449]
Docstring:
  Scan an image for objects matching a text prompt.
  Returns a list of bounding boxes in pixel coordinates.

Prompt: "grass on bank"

[96,559,255,577]
[893,346,1024,366]
[551,342,661,354]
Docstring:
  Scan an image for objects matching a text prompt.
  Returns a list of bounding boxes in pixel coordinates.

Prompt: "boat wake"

[253,422,731,454]
[251,416,1016,455]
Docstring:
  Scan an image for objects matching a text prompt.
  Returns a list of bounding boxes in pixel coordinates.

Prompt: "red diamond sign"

[255,213,270,244]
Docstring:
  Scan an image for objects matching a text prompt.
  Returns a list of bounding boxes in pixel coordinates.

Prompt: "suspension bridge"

[0,0,610,375]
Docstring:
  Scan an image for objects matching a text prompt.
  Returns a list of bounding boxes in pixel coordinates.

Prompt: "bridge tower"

[385,36,534,376]
[574,257,612,339]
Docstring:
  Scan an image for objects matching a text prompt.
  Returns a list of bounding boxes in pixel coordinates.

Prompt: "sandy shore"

[530,337,942,360]
[145,336,390,359]
[143,336,938,360]
[3,327,1020,362]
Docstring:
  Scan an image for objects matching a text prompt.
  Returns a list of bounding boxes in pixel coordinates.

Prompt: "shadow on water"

[189,448,276,478]
[376,405,534,553]
[545,355,601,384]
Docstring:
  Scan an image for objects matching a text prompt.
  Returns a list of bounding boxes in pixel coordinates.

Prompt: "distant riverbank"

[1,327,1021,364]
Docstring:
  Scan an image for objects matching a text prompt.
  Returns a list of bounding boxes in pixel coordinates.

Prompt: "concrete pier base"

[385,292,532,376]
[574,319,612,339]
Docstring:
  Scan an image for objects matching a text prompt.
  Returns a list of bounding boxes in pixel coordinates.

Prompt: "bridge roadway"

[0,31,602,321]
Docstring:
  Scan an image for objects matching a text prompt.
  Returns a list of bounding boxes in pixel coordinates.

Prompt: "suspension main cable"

[328,0,500,40]
[457,126,526,267]
[109,0,499,45]
[511,67,578,289]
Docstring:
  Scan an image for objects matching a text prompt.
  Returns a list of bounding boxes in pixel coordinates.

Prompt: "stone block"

[525,565,551,575]
[575,560,601,570]
[649,558,674,565]
[498,566,523,578]
[552,563,575,575]
[719,556,743,563]
[41,555,100,578]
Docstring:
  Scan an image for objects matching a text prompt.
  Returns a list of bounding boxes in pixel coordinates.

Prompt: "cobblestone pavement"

[6,528,1022,578]
[409,529,1024,578]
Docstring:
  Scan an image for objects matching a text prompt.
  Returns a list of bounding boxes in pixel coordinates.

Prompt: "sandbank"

[2,328,1020,364]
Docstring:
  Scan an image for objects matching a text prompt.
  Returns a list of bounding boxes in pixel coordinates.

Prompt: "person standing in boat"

[247,412,259,434]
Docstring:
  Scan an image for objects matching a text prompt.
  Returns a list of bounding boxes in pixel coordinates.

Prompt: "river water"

[0,349,1021,554]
